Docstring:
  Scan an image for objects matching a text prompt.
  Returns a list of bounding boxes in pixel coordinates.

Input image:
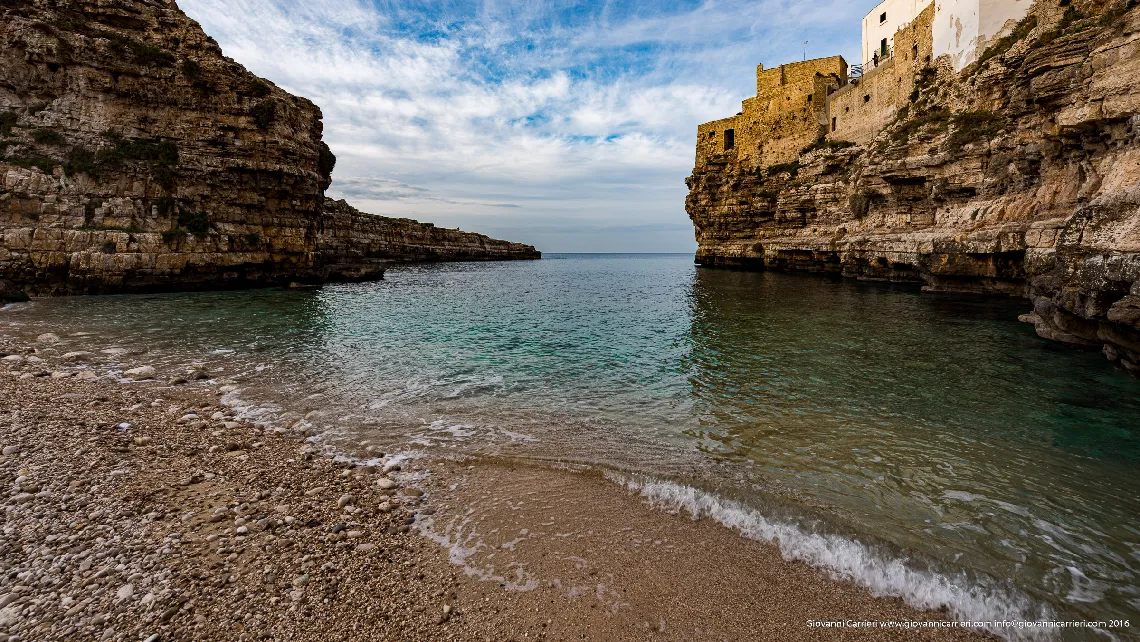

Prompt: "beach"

[0,330,989,641]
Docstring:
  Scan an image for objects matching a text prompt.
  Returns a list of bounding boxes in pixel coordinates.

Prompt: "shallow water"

[4,254,1139,635]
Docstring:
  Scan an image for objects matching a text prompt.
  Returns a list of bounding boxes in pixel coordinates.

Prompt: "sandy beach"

[0,330,993,641]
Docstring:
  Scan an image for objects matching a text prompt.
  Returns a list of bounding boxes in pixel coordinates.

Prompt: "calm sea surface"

[4,254,1139,635]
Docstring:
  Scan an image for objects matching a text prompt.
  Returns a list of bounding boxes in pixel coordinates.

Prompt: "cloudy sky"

[180,0,875,253]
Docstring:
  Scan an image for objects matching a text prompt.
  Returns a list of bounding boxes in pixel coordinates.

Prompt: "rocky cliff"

[0,0,538,297]
[686,0,1140,375]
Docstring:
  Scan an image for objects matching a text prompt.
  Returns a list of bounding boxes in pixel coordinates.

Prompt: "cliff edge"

[0,0,538,297]
[686,0,1140,375]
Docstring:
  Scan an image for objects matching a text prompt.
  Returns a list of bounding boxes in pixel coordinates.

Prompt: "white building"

[862,0,1033,71]
[862,0,933,68]
[932,0,1033,70]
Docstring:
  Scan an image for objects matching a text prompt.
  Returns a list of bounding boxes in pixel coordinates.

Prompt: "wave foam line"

[611,473,1056,641]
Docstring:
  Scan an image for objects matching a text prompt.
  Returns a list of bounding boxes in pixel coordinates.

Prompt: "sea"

[3,253,1139,638]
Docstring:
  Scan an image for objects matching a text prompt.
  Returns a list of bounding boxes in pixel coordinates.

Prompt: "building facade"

[933,0,1033,70]
[862,0,934,67]
[694,0,1030,169]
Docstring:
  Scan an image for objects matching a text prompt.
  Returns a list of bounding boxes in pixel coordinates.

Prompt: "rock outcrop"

[0,0,538,296]
[686,0,1140,375]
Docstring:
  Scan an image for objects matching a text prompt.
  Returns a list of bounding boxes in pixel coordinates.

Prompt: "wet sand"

[0,332,989,640]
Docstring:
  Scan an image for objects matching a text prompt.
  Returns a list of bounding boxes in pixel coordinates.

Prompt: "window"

[881,38,889,56]
[807,94,813,103]
[864,95,871,103]
[880,12,887,23]
[831,117,837,132]
[707,131,716,139]
[724,129,735,151]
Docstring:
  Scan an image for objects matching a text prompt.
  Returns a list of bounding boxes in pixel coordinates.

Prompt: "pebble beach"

[0,329,996,641]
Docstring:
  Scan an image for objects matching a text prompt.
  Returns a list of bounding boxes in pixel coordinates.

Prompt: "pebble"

[337,494,353,509]
[36,333,60,344]
[62,351,93,361]
[2,445,18,455]
[355,543,376,553]
[124,366,156,380]
[116,583,134,601]
[2,355,23,362]
[376,478,397,490]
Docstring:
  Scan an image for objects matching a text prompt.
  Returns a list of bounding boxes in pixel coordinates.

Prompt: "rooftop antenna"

[803,40,809,61]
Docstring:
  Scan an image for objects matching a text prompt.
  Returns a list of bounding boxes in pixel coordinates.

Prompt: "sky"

[179,0,877,253]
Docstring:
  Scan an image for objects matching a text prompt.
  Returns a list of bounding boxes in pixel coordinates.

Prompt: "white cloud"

[179,0,874,252]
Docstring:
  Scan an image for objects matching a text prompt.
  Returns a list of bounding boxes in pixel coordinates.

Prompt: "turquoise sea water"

[4,254,1139,636]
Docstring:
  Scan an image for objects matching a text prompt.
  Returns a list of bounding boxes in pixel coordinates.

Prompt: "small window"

[707,131,716,139]
[807,94,813,103]
[845,106,850,113]
[724,129,735,151]
[881,38,889,56]
[831,117,837,132]
[880,12,887,23]
[864,95,871,103]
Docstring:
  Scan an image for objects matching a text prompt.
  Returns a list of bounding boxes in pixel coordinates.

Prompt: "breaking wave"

[609,473,1058,641]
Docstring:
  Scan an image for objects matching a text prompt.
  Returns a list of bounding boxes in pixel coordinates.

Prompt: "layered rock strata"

[686,0,1140,375]
[0,0,538,296]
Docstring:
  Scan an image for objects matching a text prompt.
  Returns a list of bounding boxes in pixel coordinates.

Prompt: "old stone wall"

[0,0,538,296]
[695,116,741,169]
[831,3,936,144]
[696,57,847,169]
[687,0,1140,375]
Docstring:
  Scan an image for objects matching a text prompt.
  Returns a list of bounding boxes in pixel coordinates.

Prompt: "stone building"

[695,57,847,168]
[694,0,1030,168]
[831,2,936,144]
[862,0,933,67]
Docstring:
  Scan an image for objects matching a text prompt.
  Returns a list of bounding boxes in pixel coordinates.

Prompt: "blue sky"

[180,0,877,253]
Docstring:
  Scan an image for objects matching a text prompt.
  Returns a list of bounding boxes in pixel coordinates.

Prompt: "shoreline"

[0,331,994,640]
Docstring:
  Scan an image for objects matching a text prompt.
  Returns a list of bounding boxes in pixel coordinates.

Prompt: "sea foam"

[609,473,1057,641]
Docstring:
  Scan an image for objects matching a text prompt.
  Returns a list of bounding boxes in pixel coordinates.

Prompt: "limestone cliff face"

[0,0,538,295]
[686,0,1140,375]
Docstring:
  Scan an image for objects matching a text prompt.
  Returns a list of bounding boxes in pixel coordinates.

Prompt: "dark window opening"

[831,117,837,132]
[880,12,887,23]
[845,106,850,113]
[913,44,919,58]
[707,131,716,139]
[807,94,813,102]
[724,129,735,151]
[864,95,871,103]
[881,38,889,56]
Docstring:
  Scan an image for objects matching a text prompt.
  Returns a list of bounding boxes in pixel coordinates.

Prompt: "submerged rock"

[0,280,28,303]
